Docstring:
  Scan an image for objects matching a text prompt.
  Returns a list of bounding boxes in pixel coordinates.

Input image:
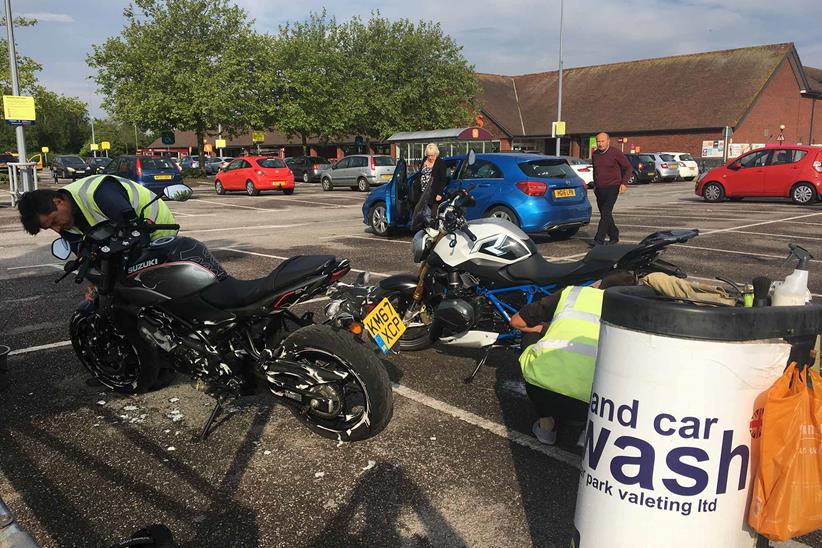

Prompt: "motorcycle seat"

[201,255,336,309]
[584,243,640,263]
[505,254,583,285]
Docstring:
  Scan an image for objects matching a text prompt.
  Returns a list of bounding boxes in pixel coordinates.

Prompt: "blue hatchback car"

[362,153,592,238]
[102,155,184,194]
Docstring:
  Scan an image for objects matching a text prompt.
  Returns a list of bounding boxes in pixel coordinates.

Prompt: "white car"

[562,157,594,185]
[661,152,699,181]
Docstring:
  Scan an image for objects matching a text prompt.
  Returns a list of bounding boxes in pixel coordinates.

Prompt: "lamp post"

[4,0,31,191]
[555,0,564,156]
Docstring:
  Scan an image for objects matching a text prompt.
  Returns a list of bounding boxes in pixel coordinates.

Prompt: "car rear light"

[814,160,822,173]
[638,162,644,169]
[370,155,375,171]
[578,167,591,172]
[661,163,668,169]
[136,159,142,178]
[516,181,547,196]
[680,162,686,168]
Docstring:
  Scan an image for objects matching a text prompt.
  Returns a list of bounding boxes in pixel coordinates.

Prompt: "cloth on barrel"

[641,272,736,306]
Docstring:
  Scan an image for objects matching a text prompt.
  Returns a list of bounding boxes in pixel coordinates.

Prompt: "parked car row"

[559,151,699,186]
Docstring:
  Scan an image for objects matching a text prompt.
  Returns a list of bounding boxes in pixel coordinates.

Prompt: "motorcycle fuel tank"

[119,236,221,304]
[430,218,534,284]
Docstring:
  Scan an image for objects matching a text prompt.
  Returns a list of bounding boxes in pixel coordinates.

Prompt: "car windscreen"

[679,154,695,161]
[638,155,655,163]
[518,159,578,179]
[660,154,676,162]
[61,156,86,166]
[140,157,175,170]
[258,158,286,168]
[373,156,395,167]
[310,157,331,165]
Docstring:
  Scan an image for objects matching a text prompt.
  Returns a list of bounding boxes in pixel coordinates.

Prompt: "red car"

[214,156,295,196]
[696,145,822,205]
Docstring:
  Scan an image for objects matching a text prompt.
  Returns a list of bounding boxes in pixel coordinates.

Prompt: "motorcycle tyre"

[280,324,393,442]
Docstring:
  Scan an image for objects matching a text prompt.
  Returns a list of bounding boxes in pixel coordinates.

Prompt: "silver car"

[320,154,396,192]
[648,153,681,182]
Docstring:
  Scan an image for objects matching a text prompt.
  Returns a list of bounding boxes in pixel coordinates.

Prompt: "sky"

[12,0,822,118]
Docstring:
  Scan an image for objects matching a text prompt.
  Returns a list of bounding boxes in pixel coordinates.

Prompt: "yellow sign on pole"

[90,143,99,151]
[41,146,49,153]
[101,141,111,150]
[215,138,226,149]
[552,121,566,137]
[3,95,36,121]
[252,131,265,143]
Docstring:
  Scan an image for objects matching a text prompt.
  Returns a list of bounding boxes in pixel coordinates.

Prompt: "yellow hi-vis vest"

[63,175,177,240]
[519,286,604,403]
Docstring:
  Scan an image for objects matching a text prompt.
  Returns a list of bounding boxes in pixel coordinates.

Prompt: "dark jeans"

[594,185,621,243]
[520,331,589,424]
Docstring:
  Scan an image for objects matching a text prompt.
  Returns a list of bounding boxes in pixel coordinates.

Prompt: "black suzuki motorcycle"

[51,185,392,441]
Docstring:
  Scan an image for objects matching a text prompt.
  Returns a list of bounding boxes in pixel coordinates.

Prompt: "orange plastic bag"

[748,363,822,540]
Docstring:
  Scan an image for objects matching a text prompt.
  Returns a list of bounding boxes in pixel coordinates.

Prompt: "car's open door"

[387,159,410,226]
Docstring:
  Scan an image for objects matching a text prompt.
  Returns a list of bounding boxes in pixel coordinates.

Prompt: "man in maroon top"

[591,132,631,245]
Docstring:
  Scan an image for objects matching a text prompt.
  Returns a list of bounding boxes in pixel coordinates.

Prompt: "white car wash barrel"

[573,286,822,548]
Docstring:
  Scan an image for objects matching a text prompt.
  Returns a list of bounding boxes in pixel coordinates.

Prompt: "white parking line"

[8,340,72,356]
[320,234,409,245]
[194,198,288,212]
[702,211,822,236]
[725,230,822,242]
[392,383,581,469]
[184,223,310,234]
[7,263,63,271]
[677,244,822,263]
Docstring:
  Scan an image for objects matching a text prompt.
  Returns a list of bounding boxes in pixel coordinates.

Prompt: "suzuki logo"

[485,235,508,256]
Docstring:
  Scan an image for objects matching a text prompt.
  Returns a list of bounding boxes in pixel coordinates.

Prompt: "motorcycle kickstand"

[196,399,223,442]
[464,347,491,384]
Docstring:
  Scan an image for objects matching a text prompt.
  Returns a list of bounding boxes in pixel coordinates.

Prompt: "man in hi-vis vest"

[17,174,179,299]
[510,271,636,446]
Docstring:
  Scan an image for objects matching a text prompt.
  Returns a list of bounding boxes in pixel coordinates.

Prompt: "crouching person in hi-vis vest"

[510,271,636,446]
[17,174,179,300]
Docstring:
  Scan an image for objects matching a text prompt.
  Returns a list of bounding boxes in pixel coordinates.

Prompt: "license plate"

[553,188,576,198]
[381,174,391,180]
[154,175,172,180]
[272,181,284,186]
[363,298,406,354]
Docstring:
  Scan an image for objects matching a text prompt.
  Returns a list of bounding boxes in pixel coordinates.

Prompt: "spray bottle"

[772,244,813,306]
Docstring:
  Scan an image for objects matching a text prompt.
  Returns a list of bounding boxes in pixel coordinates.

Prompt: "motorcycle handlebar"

[461,225,477,242]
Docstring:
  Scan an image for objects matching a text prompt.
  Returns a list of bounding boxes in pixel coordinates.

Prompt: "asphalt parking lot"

[1,175,821,547]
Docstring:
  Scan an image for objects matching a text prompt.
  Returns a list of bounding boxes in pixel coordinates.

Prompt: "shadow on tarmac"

[311,462,468,547]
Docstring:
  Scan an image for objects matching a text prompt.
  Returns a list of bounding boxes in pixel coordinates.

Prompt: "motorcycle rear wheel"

[278,324,393,441]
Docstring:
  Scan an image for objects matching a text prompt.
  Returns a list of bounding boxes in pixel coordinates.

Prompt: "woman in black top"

[411,143,448,231]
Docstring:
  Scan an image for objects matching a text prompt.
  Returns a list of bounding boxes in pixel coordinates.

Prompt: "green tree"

[87,0,272,167]
[345,13,480,145]
[267,11,356,153]
[78,118,155,157]
[28,89,90,154]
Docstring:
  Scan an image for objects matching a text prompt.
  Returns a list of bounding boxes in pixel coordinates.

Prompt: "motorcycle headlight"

[412,230,432,263]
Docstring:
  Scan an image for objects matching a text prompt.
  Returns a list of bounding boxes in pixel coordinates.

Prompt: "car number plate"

[154,175,172,180]
[272,181,284,186]
[381,174,391,180]
[553,188,576,198]
[363,297,406,354]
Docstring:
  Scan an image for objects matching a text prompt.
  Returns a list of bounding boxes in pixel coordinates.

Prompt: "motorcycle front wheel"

[277,325,393,442]
[382,290,436,351]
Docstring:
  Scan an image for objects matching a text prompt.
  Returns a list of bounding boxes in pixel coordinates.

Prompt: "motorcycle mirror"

[51,238,71,260]
[467,149,476,166]
[163,184,193,202]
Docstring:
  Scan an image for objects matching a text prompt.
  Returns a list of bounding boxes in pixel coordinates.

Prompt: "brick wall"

[586,130,724,158]
[735,60,822,146]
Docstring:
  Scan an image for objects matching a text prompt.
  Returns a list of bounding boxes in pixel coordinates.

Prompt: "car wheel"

[246,180,259,196]
[215,180,225,195]
[369,202,390,236]
[628,173,637,185]
[302,172,309,183]
[485,205,519,227]
[357,177,370,192]
[791,183,816,205]
[53,172,58,183]
[321,177,333,191]
[283,188,294,195]
[702,182,725,203]
[653,171,662,183]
